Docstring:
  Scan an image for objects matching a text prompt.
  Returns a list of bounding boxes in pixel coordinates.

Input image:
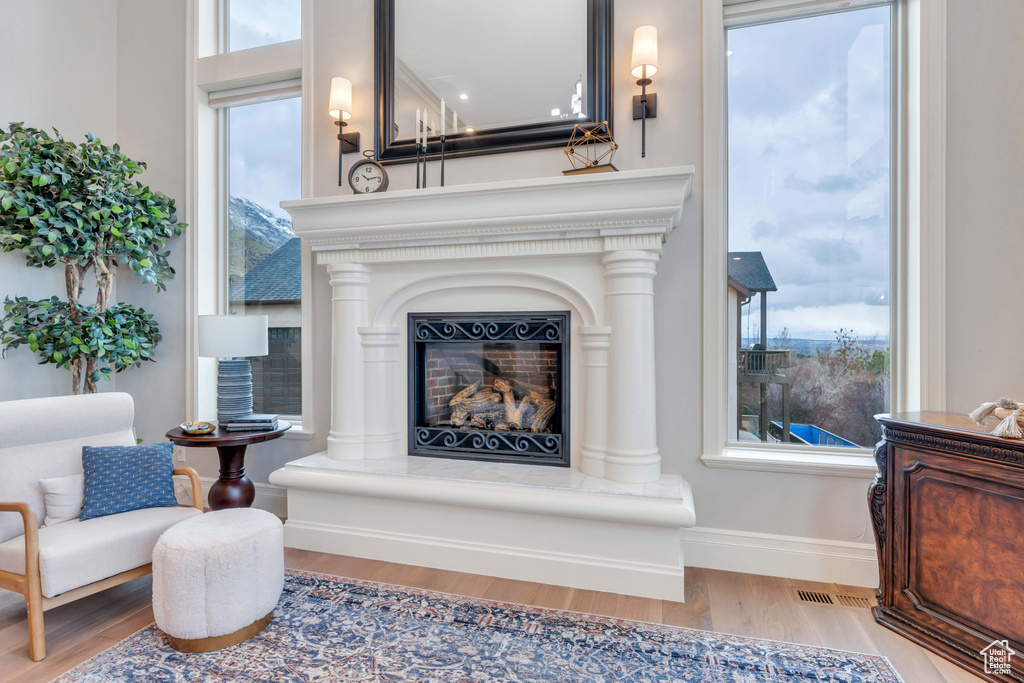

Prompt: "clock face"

[349,161,388,194]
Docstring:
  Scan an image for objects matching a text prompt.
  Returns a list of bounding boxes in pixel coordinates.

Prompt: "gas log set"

[448,377,557,433]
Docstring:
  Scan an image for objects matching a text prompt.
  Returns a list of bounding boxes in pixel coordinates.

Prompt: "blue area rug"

[53,569,903,682]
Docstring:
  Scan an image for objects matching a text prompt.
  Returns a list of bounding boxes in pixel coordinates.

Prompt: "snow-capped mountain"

[228,196,295,275]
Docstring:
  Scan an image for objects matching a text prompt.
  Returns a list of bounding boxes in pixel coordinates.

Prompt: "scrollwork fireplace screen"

[408,312,570,466]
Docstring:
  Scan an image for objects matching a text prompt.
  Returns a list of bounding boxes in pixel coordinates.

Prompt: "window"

[228,0,301,52]
[227,96,303,417]
[725,5,893,450]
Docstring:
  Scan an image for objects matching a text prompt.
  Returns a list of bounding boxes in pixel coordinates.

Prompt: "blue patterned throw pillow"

[79,443,178,521]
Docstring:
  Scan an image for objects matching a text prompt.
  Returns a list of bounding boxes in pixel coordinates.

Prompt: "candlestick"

[421,109,428,188]
[415,107,421,189]
[441,98,446,135]
[453,110,457,134]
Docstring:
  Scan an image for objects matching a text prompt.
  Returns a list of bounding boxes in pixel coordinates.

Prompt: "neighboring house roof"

[728,275,750,298]
[229,237,301,303]
[728,251,777,292]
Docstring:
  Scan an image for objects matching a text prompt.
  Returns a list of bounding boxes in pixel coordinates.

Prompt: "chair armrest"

[173,467,204,511]
[0,502,40,580]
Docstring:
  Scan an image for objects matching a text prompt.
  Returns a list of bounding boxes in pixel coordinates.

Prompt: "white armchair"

[0,392,203,661]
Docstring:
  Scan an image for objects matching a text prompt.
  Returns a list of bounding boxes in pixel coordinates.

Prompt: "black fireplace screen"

[408,312,569,466]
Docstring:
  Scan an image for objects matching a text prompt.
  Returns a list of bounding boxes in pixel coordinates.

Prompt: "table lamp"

[198,315,269,423]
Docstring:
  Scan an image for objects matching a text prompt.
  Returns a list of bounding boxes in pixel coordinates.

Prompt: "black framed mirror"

[374,0,613,165]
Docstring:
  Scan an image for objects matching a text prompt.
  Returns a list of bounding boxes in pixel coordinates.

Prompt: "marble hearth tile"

[577,476,647,496]
[642,481,685,499]
[288,453,684,500]
[518,468,589,489]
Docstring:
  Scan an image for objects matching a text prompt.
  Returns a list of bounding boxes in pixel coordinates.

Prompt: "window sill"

[280,421,314,440]
[702,446,879,478]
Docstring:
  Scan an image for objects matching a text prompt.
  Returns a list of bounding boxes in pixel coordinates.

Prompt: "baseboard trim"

[284,519,686,601]
[198,477,288,517]
[681,526,879,588]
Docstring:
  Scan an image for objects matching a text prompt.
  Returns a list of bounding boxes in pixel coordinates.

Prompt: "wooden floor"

[0,550,985,682]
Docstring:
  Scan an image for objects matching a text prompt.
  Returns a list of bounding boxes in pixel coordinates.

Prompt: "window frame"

[185,0,316,440]
[701,0,947,478]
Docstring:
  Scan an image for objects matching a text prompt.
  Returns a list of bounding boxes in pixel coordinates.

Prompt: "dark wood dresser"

[871,412,1024,681]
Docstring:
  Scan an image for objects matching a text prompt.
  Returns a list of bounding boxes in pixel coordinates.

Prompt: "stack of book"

[222,414,279,432]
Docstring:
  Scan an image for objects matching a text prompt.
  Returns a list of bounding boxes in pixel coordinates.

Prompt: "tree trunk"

[80,259,114,394]
[71,359,82,396]
[65,264,84,394]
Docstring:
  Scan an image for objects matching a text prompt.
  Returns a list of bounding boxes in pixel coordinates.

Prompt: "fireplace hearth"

[408,312,569,466]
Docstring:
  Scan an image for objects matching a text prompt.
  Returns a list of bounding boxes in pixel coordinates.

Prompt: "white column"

[326,263,370,460]
[579,326,611,477]
[603,250,661,483]
[360,326,401,459]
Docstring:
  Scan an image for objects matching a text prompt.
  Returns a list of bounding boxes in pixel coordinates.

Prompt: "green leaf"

[1,196,10,211]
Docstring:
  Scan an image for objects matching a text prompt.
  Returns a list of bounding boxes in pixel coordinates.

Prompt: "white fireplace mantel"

[271,167,698,600]
[281,166,693,255]
[282,166,694,483]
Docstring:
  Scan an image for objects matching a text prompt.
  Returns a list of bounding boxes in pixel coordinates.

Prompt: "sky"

[229,0,300,52]
[229,96,302,223]
[728,5,892,342]
[227,1,302,223]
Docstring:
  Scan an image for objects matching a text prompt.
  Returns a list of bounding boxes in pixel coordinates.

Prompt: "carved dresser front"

[871,412,1024,681]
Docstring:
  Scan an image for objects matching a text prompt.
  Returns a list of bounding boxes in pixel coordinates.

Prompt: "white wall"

[0,0,118,400]
[945,0,1024,414]
[113,0,189,444]
[8,0,1024,571]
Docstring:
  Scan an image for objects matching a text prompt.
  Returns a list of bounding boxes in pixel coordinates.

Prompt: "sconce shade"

[198,315,269,358]
[329,77,353,120]
[631,25,659,79]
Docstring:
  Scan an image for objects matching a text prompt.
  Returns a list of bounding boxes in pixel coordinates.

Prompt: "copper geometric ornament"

[563,121,619,174]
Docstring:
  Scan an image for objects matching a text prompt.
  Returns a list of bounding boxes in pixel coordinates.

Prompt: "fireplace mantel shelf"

[282,166,694,253]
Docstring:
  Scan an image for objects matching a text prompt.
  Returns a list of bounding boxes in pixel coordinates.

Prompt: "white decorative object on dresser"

[270,167,697,600]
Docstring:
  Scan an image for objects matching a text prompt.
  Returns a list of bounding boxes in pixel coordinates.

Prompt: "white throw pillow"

[39,474,85,526]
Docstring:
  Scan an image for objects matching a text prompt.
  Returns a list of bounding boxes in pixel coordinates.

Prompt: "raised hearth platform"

[270,454,696,600]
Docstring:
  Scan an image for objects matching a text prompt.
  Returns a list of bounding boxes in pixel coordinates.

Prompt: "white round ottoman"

[152,508,284,652]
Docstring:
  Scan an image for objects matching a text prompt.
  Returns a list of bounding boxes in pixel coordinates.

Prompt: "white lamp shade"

[198,315,269,358]
[631,25,659,79]
[329,77,353,121]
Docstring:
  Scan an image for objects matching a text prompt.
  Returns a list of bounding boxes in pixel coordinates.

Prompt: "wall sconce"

[329,76,360,186]
[631,25,659,159]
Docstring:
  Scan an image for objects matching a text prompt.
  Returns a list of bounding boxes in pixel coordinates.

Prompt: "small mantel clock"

[348,151,390,194]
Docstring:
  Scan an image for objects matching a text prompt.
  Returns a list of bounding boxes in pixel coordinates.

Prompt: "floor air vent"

[796,590,834,605]
[835,594,873,609]
[794,589,874,610]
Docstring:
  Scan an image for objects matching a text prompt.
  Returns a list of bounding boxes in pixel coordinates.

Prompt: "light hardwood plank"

[662,566,712,631]
[926,650,989,683]
[705,568,821,646]
[567,588,620,619]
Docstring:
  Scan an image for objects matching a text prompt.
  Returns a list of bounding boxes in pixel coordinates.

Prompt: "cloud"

[726,5,892,340]
[228,97,302,220]
[801,237,862,267]
[785,167,885,194]
[229,0,301,51]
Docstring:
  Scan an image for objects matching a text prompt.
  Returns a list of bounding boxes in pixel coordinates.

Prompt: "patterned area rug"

[53,569,903,682]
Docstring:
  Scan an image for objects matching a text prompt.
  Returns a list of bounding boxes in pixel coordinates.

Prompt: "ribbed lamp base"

[216,359,255,423]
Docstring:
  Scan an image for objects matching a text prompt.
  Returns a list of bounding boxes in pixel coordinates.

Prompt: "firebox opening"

[408,312,570,466]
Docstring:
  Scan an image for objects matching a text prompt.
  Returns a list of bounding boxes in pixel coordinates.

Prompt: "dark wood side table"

[871,411,1024,681]
[166,422,291,510]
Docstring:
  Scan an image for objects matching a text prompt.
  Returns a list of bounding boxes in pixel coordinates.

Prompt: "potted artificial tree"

[0,123,186,394]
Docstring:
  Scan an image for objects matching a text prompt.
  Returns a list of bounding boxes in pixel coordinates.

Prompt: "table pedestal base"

[209,444,256,510]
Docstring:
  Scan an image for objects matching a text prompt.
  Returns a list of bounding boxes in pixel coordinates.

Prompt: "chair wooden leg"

[26,582,45,661]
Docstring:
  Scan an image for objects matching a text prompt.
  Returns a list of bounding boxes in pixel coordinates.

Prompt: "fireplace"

[408,312,569,466]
